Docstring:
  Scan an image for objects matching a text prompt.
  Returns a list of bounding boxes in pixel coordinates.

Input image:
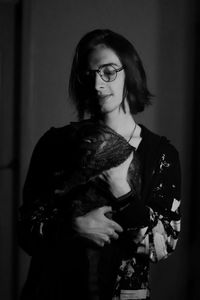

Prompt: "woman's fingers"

[100,206,123,233]
[95,233,111,247]
[100,206,124,236]
[100,206,112,214]
[108,229,119,240]
[103,234,111,244]
[108,218,123,233]
[74,206,123,247]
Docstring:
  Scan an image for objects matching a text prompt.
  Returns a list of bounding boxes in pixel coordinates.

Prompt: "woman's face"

[87,45,126,115]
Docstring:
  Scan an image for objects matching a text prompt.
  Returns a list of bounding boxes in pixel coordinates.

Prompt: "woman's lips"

[98,94,112,101]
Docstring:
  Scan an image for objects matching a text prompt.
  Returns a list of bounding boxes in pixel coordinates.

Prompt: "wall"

[18,0,194,299]
[0,3,17,300]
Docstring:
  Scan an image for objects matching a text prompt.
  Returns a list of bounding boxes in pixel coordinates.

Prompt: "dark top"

[18,121,181,300]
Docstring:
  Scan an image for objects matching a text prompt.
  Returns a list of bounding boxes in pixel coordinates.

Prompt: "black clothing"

[18,121,181,300]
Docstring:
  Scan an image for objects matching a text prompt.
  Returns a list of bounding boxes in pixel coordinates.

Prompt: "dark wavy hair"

[69,29,152,119]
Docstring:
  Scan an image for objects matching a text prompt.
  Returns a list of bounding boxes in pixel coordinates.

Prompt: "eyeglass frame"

[78,63,124,84]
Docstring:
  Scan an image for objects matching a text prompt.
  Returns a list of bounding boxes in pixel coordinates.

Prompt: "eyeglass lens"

[99,65,117,82]
[79,65,120,84]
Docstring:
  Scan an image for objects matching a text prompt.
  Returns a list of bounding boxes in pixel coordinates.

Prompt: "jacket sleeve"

[18,128,75,256]
[128,143,181,263]
[113,142,181,264]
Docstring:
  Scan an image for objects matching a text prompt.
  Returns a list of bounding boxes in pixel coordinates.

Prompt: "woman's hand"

[73,206,123,247]
[99,152,134,197]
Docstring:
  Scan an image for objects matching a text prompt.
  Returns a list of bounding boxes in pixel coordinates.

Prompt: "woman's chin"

[100,105,120,114]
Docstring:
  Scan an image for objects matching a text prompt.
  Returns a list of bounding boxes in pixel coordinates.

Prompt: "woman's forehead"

[88,45,121,69]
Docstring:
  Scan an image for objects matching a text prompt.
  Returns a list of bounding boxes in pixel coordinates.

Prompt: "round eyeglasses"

[78,64,124,85]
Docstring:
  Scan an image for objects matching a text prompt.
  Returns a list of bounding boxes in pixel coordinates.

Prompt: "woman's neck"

[98,107,136,139]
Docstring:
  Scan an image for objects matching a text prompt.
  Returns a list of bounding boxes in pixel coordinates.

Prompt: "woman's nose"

[94,73,106,91]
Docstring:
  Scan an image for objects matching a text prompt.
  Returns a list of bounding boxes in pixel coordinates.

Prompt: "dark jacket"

[18,122,181,300]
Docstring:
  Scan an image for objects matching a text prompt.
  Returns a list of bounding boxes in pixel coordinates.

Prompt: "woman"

[18,29,181,300]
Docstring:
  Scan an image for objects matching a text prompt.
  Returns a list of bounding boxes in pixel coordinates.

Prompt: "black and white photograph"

[0,1,199,299]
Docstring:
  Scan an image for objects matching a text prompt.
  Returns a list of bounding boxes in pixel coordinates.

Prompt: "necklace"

[127,122,137,142]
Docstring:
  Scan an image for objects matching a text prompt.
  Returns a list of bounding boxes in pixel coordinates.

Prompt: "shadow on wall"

[150,2,198,300]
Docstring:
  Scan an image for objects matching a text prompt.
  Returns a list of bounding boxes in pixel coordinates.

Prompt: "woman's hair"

[69,29,152,119]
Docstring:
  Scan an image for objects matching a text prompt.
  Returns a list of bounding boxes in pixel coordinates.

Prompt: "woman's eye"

[103,67,115,77]
[104,67,115,74]
[104,70,114,76]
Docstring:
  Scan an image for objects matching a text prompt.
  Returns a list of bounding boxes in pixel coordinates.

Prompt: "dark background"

[0,0,199,299]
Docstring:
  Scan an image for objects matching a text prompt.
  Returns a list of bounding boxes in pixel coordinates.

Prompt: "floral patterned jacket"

[18,122,181,300]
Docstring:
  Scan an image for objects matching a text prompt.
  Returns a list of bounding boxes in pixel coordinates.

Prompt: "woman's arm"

[18,127,124,254]
[18,128,74,255]
[127,143,181,262]
[99,141,181,262]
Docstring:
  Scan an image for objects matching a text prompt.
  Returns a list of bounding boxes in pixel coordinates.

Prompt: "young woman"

[18,29,181,300]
